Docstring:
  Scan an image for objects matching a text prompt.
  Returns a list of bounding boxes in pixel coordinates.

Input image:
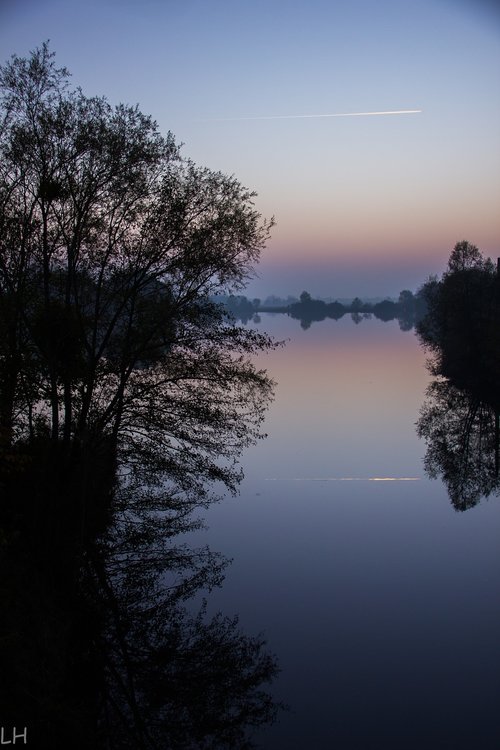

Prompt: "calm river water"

[192,313,500,749]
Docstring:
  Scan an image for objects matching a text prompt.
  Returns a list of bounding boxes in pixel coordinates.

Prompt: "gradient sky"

[1,0,499,298]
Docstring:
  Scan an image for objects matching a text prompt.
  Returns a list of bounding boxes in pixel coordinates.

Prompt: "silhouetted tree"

[289,293,328,327]
[350,296,363,312]
[416,241,500,509]
[446,240,489,273]
[417,241,499,407]
[220,294,261,323]
[0,43,282,749]
[373,299,397,322]
[397,289,415,330]
[326,300,345,320]
[0,43,275,520]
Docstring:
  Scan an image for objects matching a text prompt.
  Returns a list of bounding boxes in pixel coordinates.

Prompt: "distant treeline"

[215,288,428,329]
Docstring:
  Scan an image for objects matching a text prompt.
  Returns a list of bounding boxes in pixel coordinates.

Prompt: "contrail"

[200,109,422,122]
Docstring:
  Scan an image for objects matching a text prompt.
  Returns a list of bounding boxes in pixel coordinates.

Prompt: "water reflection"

[198,314,500,750]
[417,379,500,510]
[222,290,427,330]
[0,464,282,748]
[416,249,500,510]
[98,479,282,749]
[3,307,499,749]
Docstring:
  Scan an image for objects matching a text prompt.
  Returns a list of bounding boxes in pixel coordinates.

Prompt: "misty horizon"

[243,253,454,301]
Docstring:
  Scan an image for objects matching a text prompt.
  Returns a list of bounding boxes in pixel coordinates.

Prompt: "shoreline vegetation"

[0,43,282,749]
[1,39,498,750]
[216,287,428,329]
[415,241,500,511]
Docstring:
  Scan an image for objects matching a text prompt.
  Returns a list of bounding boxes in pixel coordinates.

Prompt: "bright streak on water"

[264,476,420,482]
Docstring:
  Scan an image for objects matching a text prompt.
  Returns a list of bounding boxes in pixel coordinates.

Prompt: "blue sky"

[1,0,499,298]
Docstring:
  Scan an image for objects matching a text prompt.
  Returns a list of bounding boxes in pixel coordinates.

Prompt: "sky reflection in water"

[193,314,500,749]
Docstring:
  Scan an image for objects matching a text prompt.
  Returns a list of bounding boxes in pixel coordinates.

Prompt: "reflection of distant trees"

[287,290,426,329]
[416,241,500,510]
[290,294,328,328]
[216,294,262,324]
[221,290,428,329]
[351,311,372,325]
[371,299,397,321]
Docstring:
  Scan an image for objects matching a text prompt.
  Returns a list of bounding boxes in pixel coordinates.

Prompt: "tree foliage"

[0,42,275,507]
[416,241,500,510]
[416,241,500,407]
[0,43,283,748]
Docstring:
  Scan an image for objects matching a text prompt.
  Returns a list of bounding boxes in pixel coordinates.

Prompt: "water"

[192,314,500,749]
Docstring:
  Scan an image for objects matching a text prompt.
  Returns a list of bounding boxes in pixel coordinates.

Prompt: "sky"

[1,0,499,299]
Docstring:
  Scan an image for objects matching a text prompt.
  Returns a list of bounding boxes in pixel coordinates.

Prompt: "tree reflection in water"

[417,379,499,511]
[93,478,282,750]
[416,241,500,511]
[0,467,282,749]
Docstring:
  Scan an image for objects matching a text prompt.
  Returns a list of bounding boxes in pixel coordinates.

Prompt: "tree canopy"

[0,43,282,748]
[0,42,276,507]
[416,241,500,510]
[416,240,500,406]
